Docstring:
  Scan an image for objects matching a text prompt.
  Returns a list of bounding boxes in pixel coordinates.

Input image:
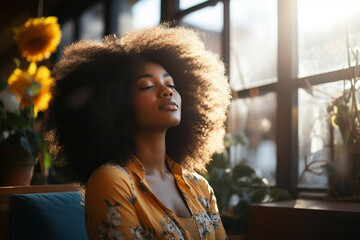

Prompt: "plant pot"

[0,147,34,186]
[327,146,360,201]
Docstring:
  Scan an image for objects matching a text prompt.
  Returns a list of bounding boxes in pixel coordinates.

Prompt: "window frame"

[171,0,353,197]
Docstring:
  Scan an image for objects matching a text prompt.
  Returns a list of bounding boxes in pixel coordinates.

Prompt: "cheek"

[176,92,182,109]
[131,93,157,119]
[132,98,150,117]
[131,95,144,119]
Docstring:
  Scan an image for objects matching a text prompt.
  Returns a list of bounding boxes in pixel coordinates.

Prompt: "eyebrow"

[137,73,171,79]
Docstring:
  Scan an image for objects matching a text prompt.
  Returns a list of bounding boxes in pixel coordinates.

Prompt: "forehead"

[140,62,168,73]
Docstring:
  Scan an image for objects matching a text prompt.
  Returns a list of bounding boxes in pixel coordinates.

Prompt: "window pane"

[57,20,75,60]
[178,2,223,58]
[180,0,207,10]
[298,0,360,77]
[298,81,346,188]
[79,3,104,40]
[230,0,278,91]
[118,0,160,35]
[228,93,277,185]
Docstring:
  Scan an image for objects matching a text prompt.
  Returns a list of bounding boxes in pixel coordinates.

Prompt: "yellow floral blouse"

[85,155,228,240]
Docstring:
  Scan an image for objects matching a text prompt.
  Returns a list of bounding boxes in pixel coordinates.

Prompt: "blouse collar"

[127,154,184,180]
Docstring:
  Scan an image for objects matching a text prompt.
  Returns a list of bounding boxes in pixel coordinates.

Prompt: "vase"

[0,147,34,186]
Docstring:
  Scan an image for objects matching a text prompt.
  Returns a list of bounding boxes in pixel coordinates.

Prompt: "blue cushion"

[10,191,89,240]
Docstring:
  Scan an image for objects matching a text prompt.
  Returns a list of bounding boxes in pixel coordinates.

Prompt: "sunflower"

[8,62,53,116]
[14,16,61,62]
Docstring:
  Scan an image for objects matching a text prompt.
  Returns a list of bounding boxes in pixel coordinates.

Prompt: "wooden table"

[248,199,360,240]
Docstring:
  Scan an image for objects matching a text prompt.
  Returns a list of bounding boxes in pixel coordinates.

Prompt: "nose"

[160,85,173,97]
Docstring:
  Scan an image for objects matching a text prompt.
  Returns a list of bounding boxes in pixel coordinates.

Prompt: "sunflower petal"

[8,68,31,96]
[28,62,37,76]
[36,65,51,83]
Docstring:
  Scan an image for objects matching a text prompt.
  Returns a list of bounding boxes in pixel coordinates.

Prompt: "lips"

[159,98,178,110]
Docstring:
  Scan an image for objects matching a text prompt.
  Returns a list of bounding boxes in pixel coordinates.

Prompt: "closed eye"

[166,85,175,88]
[140,86,153,90]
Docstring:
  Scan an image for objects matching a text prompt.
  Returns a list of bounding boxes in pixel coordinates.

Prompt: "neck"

[133,129,168,177]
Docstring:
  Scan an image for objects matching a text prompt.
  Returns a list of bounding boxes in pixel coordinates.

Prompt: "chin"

[166,118,181,128]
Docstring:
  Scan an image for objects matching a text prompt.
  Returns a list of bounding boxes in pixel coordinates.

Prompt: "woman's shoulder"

[183,171,211,190]
[84,164,136,217]
[87,164,133,188]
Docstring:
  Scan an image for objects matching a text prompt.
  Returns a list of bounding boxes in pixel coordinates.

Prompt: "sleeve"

[84,166,141,240]
[201,176,228,239]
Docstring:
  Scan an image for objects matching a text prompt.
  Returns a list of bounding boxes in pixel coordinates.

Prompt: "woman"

[47,25,231,239]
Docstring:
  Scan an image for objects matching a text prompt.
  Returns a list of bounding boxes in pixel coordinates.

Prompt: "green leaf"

[4,111,30,128]
[19,137,34,160]
[250,188,268,203]
[231,164,255,182]
[218,185,231,211]
[0,77,8,91]
[233,177,252,188]
[269,188,291,202]
[233,133,246,145]
[21,105,33,119]
[233,193,251,216]
[18,129,41,163]
[12,58,20,68]
[41,141,53,170]
[211,151,229,168]
[250,177,269,187]
[29,82,42,96]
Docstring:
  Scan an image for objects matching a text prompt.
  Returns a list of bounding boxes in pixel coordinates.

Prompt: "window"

[298,0,360,77]
[178,2,223,57]
[79,2,105,40]
[117,0,161,35]
[297,0,360,189]
[57,20,75,60]
[228,0,278,186]
[180,0,208,10]
[228,94,277,185]
[56,0,161,58]
[298,81,345,188]
[230,0,277,90]
[175,0,360,195]
[178,0,278,186]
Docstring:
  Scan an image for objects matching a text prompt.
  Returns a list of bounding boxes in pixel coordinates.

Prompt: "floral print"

[208,212,221,231]
[198,196,210,210]
[85,156,228,240]
[184,173,199,184]
[96,200,124,240]
[193,211,212,239]
[129,223,155,240]
[160,215,184,240]
[196,195,222,231]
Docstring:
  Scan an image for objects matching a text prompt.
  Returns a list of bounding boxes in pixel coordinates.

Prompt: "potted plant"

[0,16,61,186]
[326,40,360,200]
[205,134,291,236]
[301,37,360,201]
